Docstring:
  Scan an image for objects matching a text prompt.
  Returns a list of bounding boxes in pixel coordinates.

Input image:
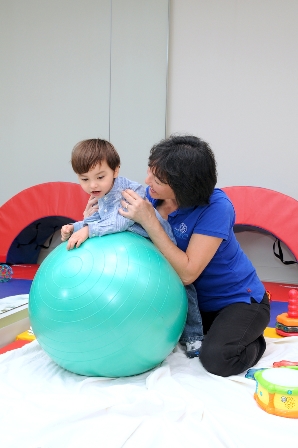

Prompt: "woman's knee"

[200,336,267,377]
[199,343,234,377]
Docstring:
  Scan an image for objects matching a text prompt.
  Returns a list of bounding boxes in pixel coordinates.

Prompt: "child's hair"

[71,139,120,174]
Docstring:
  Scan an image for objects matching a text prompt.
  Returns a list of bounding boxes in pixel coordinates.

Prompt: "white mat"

[0,337,297,448]
[0,294,28,314]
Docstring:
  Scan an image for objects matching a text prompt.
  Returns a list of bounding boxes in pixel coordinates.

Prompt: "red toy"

[273,360,298,368]
[276,289,298,336]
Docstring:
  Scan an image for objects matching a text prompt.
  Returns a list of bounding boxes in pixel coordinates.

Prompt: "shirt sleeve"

[72,210,101,233]
[193,196,234,240]
[127,181,146,199]
[154,210,176,244]
[87,178,147,238]
[87,210,135,237]
[72,220,84,232]
[129,210,177,244]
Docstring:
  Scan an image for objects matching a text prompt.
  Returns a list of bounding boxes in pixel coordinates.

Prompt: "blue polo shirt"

[146,188,265,312]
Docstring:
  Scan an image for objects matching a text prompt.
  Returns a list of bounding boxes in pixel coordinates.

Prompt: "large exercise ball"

[29,232,187,377]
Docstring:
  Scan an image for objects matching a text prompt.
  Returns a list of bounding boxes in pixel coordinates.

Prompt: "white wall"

[0,0,168,206]
[168,0,298,198]
[168,0,298,282]
[110,0,168,186]
[0,0,111,204]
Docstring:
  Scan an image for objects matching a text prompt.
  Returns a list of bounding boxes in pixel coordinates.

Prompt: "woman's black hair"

[148,135,217,207]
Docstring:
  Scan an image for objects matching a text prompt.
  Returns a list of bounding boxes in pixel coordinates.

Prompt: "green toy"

[29,232,187,377]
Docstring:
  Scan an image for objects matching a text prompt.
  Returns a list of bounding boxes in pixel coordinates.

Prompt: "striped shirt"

[72,176,176,243]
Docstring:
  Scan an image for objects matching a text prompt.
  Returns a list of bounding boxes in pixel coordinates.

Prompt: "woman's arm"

[119,189,222,284]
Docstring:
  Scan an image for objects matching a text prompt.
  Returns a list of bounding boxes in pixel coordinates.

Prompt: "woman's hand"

[61,224,74,241]
[83,195,99,219]
[119,189,157,228]
[66,226,89,250]
[120,190,222,285]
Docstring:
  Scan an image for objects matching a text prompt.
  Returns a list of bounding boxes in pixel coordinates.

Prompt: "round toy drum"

[254,367,298,418]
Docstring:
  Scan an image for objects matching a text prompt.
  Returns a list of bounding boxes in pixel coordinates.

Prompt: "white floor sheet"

[0,336,297,448]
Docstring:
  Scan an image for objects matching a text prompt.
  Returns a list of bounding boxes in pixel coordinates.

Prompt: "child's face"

[78,161,119,198]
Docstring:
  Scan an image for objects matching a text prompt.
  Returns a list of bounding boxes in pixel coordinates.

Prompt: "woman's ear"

[114,165,120,178]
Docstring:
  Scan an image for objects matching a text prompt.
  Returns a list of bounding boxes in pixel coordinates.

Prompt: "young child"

[61,139,203,357]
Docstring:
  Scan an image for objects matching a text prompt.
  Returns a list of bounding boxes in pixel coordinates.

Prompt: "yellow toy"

[254,367,298,418]
[16,327,36,342]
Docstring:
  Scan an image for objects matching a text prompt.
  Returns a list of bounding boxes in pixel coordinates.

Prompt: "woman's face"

[145,167,176,200]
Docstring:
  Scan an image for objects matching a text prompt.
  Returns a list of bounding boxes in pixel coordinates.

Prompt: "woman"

[118,135,270,377]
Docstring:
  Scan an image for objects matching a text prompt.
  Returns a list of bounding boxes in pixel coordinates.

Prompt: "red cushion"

[0,182,89,262]
[222,186,298,261]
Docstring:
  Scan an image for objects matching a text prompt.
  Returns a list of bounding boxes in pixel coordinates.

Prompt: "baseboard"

[0,309,30,348]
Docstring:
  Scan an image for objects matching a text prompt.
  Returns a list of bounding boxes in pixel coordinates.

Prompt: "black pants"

[199,293,270,377]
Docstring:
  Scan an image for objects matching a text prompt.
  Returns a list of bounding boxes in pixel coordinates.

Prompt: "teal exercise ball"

[29,232,187,377]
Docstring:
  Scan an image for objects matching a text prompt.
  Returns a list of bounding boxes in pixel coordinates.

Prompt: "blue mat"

[0,279,32,299]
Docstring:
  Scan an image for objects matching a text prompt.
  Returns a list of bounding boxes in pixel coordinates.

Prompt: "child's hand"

[61,224,74,241]
[67,226,89,250]
[83,195,99,218]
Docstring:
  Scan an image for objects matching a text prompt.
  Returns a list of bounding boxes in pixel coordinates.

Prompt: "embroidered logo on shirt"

[173,222,188,240]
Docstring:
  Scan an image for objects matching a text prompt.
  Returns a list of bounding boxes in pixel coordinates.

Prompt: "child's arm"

[63,210,100,249]
[85,181,147,238]
[61,207,100,247]
[61,220,84,242]
[61,224,74,241]
[66,226,89,250]
[61,222,88,249]
[86,206,135,237]
[65,179,147,246]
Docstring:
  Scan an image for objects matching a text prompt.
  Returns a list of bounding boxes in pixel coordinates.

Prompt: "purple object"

[0,264,13,282]
[0,279,32,299]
